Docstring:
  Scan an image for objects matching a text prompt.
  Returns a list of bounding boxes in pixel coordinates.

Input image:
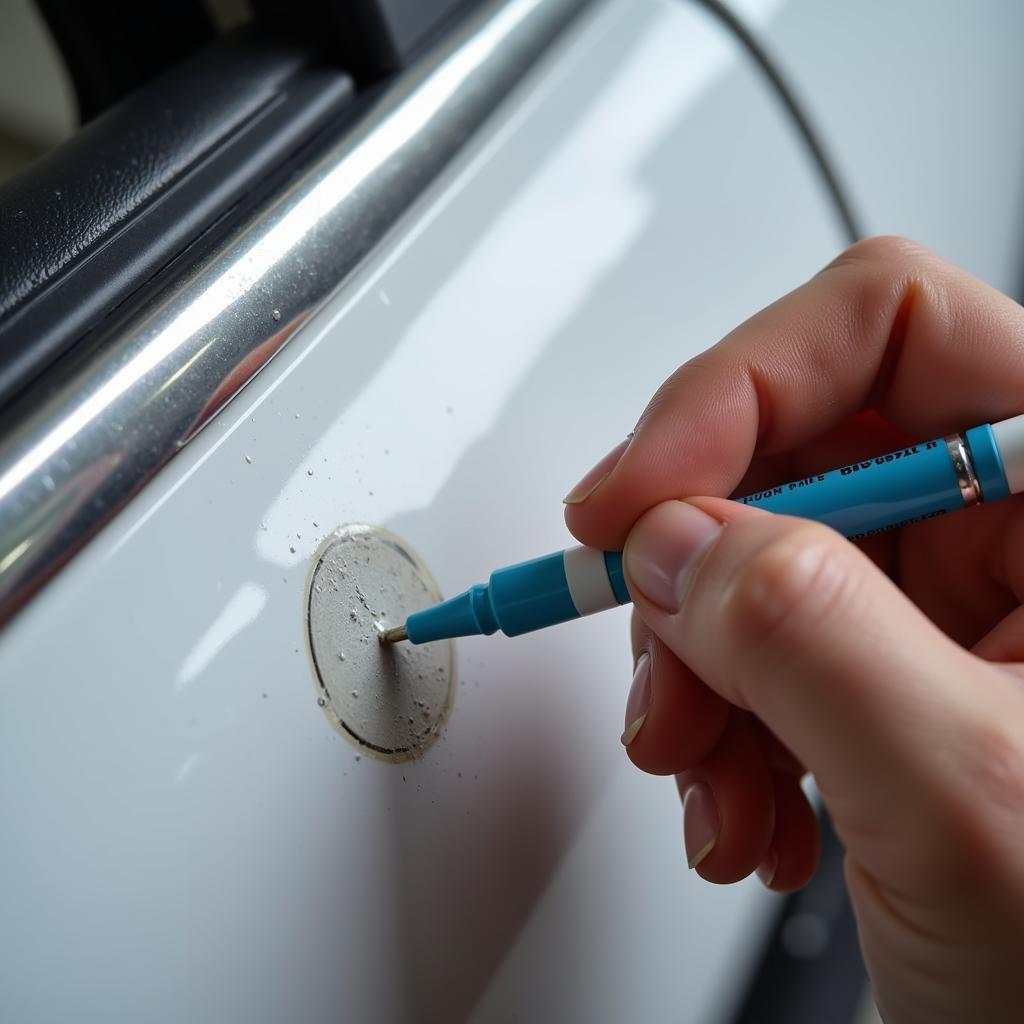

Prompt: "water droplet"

[244,454,252,464]
[271,309,281,321]
[337,652,346,661]
[260,521,267,530]
[289,545,296,554]
[317,698,326,707]
[351,690,358,698]
[42,474,55,492]
[307,468,314,476]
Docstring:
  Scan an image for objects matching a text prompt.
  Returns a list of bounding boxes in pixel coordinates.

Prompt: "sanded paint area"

[305,524,456,761]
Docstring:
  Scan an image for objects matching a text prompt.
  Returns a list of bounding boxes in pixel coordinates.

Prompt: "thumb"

[623,497,1005,890]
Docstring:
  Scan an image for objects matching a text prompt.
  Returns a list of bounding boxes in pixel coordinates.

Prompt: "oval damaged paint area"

[305,525,456,761]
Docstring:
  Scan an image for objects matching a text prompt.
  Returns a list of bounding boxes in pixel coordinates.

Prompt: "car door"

[2,1,1022,1022]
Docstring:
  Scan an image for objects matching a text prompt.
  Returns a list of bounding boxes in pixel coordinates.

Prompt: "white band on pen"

[992,413,1024,494]
[563,545,619,617]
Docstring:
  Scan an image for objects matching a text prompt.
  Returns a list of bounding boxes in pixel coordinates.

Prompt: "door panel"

[0,1,844,1020]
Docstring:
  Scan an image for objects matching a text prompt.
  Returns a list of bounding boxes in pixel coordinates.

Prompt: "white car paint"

[2,1,1023,1021]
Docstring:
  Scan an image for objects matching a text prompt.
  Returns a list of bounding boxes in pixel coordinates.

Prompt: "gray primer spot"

[305,524,455,762]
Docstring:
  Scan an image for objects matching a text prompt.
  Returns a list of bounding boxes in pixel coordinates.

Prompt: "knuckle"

[719,524,851,656]
[825,234,932,274]
[816,237,943,359]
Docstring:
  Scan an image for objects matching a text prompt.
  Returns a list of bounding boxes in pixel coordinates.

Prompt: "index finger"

[565,236,1024,550]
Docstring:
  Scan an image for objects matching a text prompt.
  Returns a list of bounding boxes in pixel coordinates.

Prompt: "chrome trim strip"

[0,0,590,627]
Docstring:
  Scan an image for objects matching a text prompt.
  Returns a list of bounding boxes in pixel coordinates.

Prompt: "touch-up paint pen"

[380,414,1024,646]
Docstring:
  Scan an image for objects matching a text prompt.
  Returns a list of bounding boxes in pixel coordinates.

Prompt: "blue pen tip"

[406,584,499,643]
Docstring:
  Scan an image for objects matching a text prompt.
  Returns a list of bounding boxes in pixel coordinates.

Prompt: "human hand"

[564,238,1024,1024]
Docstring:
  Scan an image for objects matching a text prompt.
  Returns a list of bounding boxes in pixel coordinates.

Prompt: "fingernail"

[756,849,778,889]
[682,782,719,869]
[563,437,631,504]
[625,502,722,612]
[620,651,651,746]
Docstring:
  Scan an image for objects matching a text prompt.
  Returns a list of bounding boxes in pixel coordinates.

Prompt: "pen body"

[404,418,1022,644]
[738,427,1008,538]
[405,548,629,642]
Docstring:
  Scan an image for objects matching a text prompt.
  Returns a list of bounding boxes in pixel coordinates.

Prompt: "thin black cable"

[693,0,863,245]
